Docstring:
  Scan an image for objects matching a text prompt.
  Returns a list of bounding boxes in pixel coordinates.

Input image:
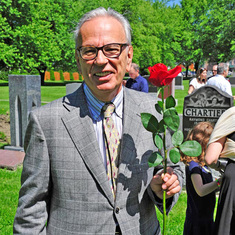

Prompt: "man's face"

[212,65,217,76]
[128,67,139,79]
[75,16,133,102]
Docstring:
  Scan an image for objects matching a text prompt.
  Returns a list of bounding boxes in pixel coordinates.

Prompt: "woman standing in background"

[188,67,207,94]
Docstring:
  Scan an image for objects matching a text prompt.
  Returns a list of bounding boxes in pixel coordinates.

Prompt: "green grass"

[175,80,189,114]
[156,192,187,234]
[0,166,22,234]
[1,80,235,115]
[41,86,66,105]
[0,80,190,115]
[0,86,10,115]
[0,165,188,234]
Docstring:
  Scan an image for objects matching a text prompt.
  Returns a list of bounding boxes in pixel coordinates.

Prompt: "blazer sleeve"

[147,129,184,215]
[13,111,50,234]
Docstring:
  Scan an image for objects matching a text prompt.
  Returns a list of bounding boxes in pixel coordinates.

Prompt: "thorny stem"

[161,88,167,235]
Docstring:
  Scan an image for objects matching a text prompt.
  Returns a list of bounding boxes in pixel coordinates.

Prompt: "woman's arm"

[188,85,194,94]
[191,173,221,197]
[205,137,226,169]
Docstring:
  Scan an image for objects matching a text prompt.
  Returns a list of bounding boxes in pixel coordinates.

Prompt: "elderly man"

[207,64,234,99]
[126,63,149,92]
[14,7,182,235]
[212,64,218,76]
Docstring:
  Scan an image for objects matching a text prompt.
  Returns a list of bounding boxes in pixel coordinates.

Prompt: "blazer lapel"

[61,86,114,205]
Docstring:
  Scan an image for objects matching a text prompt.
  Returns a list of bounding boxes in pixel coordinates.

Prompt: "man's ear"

[126,45,133,72]
[75,50,82,74]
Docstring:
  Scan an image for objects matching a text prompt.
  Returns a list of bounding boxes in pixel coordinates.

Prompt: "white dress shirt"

[207,74,232,96]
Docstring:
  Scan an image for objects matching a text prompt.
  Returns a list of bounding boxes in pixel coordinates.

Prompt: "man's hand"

[150,167,181,200]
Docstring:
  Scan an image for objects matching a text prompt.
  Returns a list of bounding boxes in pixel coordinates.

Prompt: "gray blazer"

[13,85,183,235]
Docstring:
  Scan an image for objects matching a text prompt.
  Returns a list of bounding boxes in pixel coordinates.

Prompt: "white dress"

[189,78,206,90]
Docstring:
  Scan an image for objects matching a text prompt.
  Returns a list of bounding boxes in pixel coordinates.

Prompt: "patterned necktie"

[102,103,120,198]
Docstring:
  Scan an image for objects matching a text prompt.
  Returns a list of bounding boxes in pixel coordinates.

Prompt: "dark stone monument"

[6,75,41,150]
[175,75,184,90]
[66,83,82,95]
[229,76,235,87]
[183,85,234,138]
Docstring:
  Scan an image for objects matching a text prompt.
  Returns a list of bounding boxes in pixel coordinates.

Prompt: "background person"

[207,64,235,99]
[13,7,182,235]
[126,63,149,92]
[212,64,218,76]
[205,106,235,235]
[188,67,207,94]
[181,122,222,235]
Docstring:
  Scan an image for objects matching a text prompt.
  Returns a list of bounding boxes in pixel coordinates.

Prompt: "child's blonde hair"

[181,121,213,166]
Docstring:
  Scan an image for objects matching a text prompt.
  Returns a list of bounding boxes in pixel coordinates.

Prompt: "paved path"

[0,149,25,170]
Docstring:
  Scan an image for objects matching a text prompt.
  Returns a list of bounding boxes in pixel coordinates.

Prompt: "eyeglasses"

[77,43,129,61]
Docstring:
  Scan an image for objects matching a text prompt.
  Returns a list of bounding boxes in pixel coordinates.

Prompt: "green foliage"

[50,71,55,81]
[59,70,64,82]
[141,94,202,168]
[0,0,234,77]
[148,151,163,167]
[154,133,163,150]
[180,140,202,157]
[0,71,9,81]
[163,108,179,132]
[141,113,159,133]
[0,166,22,234]
[172,130,184,146]
[169,148,181,164]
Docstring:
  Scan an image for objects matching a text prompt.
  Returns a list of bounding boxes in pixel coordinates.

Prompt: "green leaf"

[172,130,184,146]
[141,113,159,133]
[155,101,163,114]
[148,152,163,167]
[153,133,163,150]
[169,148,181,164]
[179,140,202,157]
[166,95,176,109]
[163,108,180,131]
[158,120,166,133]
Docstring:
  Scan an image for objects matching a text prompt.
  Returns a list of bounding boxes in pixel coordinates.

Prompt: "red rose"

[148,63,182,87]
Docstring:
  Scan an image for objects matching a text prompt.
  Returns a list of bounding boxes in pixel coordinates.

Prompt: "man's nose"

[95,50,108,65]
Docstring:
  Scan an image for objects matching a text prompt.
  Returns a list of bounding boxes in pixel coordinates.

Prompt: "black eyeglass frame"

[77,43,129,61]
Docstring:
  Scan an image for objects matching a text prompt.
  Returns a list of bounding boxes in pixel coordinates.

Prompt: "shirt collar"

[83,83,123,121]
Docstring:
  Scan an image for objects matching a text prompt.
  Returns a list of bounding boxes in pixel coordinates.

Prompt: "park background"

[0,0,235,234]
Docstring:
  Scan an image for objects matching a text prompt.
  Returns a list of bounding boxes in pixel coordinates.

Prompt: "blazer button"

[115,207,120,214]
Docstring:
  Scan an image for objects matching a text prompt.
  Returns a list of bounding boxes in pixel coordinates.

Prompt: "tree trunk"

[186,65,189,77]
[194,61,200,72]
[38,69,46,86]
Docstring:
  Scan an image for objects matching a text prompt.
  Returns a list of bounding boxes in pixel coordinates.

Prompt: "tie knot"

[102,103,115,118]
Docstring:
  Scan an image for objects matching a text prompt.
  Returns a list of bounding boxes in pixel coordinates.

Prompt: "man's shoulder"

[207,75,218,83]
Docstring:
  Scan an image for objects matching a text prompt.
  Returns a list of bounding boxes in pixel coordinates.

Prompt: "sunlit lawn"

[0,164,187,235]
[0,80,191,115]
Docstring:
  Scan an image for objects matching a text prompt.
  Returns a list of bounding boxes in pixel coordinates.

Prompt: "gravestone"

[6,75,41,150]
[44,71,50,81]
[175,75,184,90]
[66,82,82,95]
[63,72,70,81]
[73,72,79,81]
[229,77,235,87]
[54,71,60,81]
[183,85,234,138]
